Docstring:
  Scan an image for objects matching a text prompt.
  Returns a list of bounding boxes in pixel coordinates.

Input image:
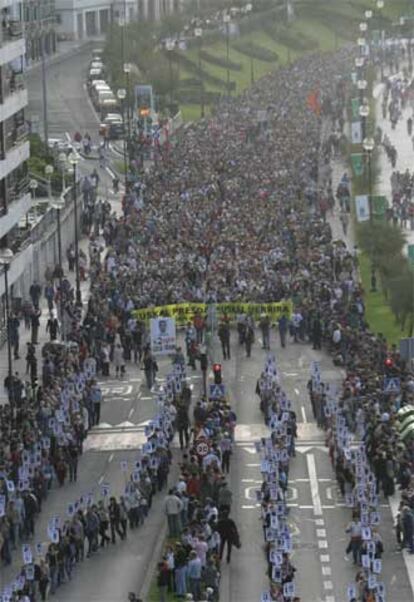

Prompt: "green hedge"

[177,89,221,104]
[199,50,242,71]
[264,24,319,51]
[231,40,278,62]
[170,50,227,88]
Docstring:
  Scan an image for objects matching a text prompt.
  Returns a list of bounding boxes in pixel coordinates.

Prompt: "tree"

[357,222,406,264]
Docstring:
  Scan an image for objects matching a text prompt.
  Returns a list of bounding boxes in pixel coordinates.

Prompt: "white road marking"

[322,566,332,576]
[320,554,330,563]
[307,453,323,516]
[98,475,104,484]
[242,447,257,455]
[301,406,307,423]
[318,540,328,549]
[108,453,114,462]
[388,495,414,597]
[316,529,327,538]
[141,396,152,400]
[323,581,333,590]
[246,463,260,467]
[294,387,300,395]
[325,596,335,602]
[315,519,325,526]
[128,408,135,418]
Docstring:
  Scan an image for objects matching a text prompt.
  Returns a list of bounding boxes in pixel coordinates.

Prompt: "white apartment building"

[56,0,182,40]
[0,0,31,305]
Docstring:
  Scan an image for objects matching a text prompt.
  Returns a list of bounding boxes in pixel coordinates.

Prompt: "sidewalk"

[25,38,103,74]
[0,161,122,400]
[373,78,414,255]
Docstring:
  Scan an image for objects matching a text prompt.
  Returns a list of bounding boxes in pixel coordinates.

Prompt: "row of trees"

[358,221,414,337]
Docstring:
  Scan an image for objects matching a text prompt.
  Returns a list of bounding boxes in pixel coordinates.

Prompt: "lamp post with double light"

[194,28,204,118]
[359,103,370,141]
[223,14,231,93]
[363,137,375,223]
[123,63,132,157]
[357,78,367,104]
[45,164,54,200]
[68,152,82,306]
[0,247,14,414]
[58,152,67,192]
[165,39,175,106]
[245,4,254,83]
[117,88,128,188]
[51,197,65,339]
[376,0,385,79]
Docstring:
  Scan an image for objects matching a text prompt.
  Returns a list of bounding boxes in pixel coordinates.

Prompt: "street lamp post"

[194,28,204,118]
[165,39,175,107]
[245,4,254,83]
[376,1,385,79]
[357,78,368,104]
[58,152,67,192]
[117,88,128,189]
[45,164,54,200]
[358,36,366,58]
[363,137,375,223]
[123,63,132,165]
[68,152,82,306]
[0,247,14,415]
[223,14,231,93]
[51,198,65,339]
[359,103,370,141]
[29,179,38,227]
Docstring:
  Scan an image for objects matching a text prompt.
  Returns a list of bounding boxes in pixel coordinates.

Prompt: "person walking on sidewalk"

[31,309,41,345]
[46,312,59,341]
[29,281,41,310]
[218,320,231,360]
[9,314,20,359]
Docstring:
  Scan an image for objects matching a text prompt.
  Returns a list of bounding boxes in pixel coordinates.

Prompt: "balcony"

[0,84,27,122]
[0,189,30,239]
[0,137,29,180]
[0,24,25,66]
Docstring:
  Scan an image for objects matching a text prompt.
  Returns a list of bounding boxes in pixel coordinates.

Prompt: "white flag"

[355,195,370,222]
[351,121,362,144]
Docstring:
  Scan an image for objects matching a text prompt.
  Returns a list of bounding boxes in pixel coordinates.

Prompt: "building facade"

[55,0,183,41]
[23,0,57,65]
[0,0,31,317]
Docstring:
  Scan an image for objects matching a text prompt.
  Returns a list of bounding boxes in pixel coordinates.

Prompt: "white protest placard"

[150,317,176,355]
[347,584,357,600]
[22,544,32,565]
[373,559,382,574]
[283,582,295,598]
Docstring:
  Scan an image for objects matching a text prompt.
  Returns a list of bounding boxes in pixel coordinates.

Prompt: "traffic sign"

[209,383,226,399]
[383,377,400,394]
[196,439,209,457]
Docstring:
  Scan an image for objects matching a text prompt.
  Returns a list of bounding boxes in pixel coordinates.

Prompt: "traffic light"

[213,363,222,384]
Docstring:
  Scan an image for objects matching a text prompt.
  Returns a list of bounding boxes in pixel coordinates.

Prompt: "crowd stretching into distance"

[0,36,413,602]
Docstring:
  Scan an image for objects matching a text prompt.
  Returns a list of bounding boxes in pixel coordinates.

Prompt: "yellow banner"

[132,301,292,326]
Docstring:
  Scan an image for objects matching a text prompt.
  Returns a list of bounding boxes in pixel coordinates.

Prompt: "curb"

[138,521,168,599]
[26,40,95,74]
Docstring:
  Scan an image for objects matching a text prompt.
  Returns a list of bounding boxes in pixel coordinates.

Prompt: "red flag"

[307,90,321,115]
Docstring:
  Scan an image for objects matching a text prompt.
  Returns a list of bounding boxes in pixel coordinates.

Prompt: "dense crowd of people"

[0,25,413,602]
[0,350,178,600]
[157,369,237,602]
[256,355,300,602]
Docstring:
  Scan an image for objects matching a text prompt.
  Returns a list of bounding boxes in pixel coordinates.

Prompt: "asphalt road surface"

[17,48,414,602]
[27,46,100,141]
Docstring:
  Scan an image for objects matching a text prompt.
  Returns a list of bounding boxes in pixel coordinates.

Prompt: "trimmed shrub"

[199,50,242,71]
[231,40,278,62]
